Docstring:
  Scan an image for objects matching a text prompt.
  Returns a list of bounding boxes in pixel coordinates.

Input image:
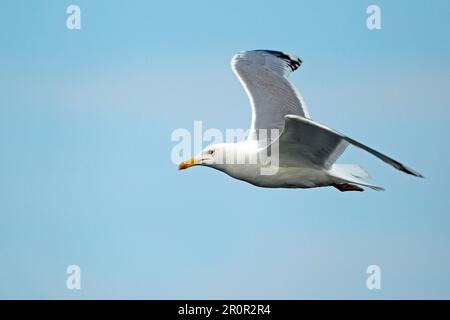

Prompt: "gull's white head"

[178,143,230,171]
[178,141,258,172]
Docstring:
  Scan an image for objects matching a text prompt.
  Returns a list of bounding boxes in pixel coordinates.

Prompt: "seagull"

[178,50,423,191]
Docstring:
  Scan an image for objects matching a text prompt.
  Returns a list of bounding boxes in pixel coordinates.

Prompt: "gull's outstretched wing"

[272,115,423,177]
[231,50,309,144]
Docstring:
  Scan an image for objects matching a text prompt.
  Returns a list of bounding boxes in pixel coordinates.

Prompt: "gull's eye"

[208,149,215,156]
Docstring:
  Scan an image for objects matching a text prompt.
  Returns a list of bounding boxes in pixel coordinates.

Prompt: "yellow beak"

[178,157,201,170]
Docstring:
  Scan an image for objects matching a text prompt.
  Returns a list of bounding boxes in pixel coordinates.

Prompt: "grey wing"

[231,50,310,145]
[272,115,423,177]
[274,115,349,168]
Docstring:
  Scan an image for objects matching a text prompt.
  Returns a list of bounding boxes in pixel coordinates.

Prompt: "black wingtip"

[254,50,302,71]
[397,163,424,178]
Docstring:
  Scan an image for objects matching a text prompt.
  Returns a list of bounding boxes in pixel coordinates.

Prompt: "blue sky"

[0,0,449,299]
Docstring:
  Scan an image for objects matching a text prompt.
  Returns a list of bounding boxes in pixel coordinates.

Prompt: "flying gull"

[179,50,423,191]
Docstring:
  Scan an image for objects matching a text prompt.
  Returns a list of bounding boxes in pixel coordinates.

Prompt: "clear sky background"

[1,0,449,299]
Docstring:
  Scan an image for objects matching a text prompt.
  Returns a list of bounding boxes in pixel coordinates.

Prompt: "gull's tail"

[329,164,385,191]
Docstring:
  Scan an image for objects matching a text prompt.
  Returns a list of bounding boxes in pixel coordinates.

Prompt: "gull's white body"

[209,140,379,190]
[221,162,331,189]
[206,140,327,188]
[179,50,423,191]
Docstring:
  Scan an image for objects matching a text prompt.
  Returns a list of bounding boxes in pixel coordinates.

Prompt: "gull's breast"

[225,164,331,189]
